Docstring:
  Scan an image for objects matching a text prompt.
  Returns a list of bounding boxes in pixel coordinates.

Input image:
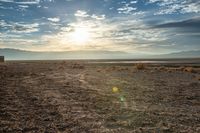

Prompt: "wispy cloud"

[11,22,39,33]
[148,0,200,14]
[0,0,40,4]
[0,20,40,33]
[154,17,200,28]
[74,10,89,18]
[47,17,60,22]
[117,1,137,14]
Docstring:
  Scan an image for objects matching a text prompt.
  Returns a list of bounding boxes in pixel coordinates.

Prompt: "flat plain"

[0,60,200,133]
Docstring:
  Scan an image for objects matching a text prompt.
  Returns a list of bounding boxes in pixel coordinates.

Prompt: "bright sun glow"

[71,28,90,45]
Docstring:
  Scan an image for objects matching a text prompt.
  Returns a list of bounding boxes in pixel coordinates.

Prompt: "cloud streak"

[0,0,40,4]
[149,0,200,14]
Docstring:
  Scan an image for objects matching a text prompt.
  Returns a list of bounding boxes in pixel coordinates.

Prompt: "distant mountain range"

[0,48,199,60]
[157,50,200,58]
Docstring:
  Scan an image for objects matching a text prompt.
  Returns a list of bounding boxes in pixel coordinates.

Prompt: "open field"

[0,60,200,133]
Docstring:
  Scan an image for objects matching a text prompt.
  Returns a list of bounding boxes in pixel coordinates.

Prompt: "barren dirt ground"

[0,61,200,133]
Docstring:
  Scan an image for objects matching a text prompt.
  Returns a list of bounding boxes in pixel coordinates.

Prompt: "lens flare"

[112,87,119,93]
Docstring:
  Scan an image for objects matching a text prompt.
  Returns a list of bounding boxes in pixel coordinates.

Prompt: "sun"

[71,27,90,45]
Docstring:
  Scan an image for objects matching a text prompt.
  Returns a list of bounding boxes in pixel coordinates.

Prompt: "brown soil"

[0,61,200,133]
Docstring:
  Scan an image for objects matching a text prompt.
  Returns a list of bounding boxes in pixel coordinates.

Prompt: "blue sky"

[0,0,200,54]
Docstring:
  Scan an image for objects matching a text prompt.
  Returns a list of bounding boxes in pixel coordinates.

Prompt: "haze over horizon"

[0,0,200,55]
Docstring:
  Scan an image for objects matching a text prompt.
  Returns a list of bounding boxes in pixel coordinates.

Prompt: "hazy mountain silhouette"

[0,48,199,60]
[156,50,200,58]
[0,48,133,60]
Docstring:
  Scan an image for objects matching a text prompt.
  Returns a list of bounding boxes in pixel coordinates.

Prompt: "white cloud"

[130,1,137,4]
[0,0,14,2]
[37,13,169,52]
[0,0,40,4]
[0,20,12,29]
[181,3,200,14]
[0,22,40,33]
[11,23,39,33]
[118,6,137,14]
[149,0,200,14]
[91,14,105,20]
[117,1,137,14]
[47,17,60,22]
[18,5,29,8]
[74,10,89,17]
[0,0,54,4]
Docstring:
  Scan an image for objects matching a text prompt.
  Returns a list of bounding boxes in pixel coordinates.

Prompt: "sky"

[0,0,200,54]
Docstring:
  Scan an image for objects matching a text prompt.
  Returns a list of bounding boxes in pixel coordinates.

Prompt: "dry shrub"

[71,63,84,69]
[167,69,172,73]
[159,67,166,71]
[178,67,185,71]
[150,70,154,73]
[111,66,116,70]
[58,66,64,70]
[122,67,129,71]
[62,61,67,64]
[29,72,38,76]
[97,69,101,72]
[117,67,129,71]
[135,63,145,70]
[183,67,195,73]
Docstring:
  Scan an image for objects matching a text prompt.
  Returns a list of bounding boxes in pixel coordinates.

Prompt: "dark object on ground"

[0,56,4,62]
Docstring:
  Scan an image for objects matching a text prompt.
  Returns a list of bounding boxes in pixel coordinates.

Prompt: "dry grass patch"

[117,67,129,71]
[71,63,84,69]
[183,67,195,73]
[177,66,185,71]
[58,66,65,70]
[196,76,200,81]
[97,69,102,72]
[135,63,145,70]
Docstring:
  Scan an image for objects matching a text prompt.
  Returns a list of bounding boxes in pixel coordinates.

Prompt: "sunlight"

[71,27,90,45]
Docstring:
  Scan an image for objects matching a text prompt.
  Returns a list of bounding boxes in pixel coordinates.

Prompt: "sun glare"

[71,27,90,45]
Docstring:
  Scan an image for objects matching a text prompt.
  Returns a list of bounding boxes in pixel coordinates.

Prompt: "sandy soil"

[0,61,200,133]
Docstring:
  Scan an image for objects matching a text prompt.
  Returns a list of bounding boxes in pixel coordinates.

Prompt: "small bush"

[135,63,145,70]
[71,63,84,69]
[117,67,129,71]
[167,69,172,73]
[58,66,64,70]
[97,69,101,72]
[111,66,116,70]
[158,67,165,71]
[178,67,185,71]
[183,67,194,73]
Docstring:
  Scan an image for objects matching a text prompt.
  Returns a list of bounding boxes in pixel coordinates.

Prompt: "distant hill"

[0,48,199,60]
[0,48,133,60]
[155,50,200,58]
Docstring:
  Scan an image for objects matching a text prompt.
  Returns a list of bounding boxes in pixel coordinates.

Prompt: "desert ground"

[0,60,200,133]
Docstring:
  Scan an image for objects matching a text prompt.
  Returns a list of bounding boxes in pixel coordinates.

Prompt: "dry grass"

[183,67,195,73]
[196,76,200,81]
[178,67,185,71]
[97,69,101,72]
[71,63,84,69]
[159,67,166,71]
[117,67,129,71]
[170,67,182,71]
[135,63,145,70]
[58,66,64,70]
[167,69,172,73]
